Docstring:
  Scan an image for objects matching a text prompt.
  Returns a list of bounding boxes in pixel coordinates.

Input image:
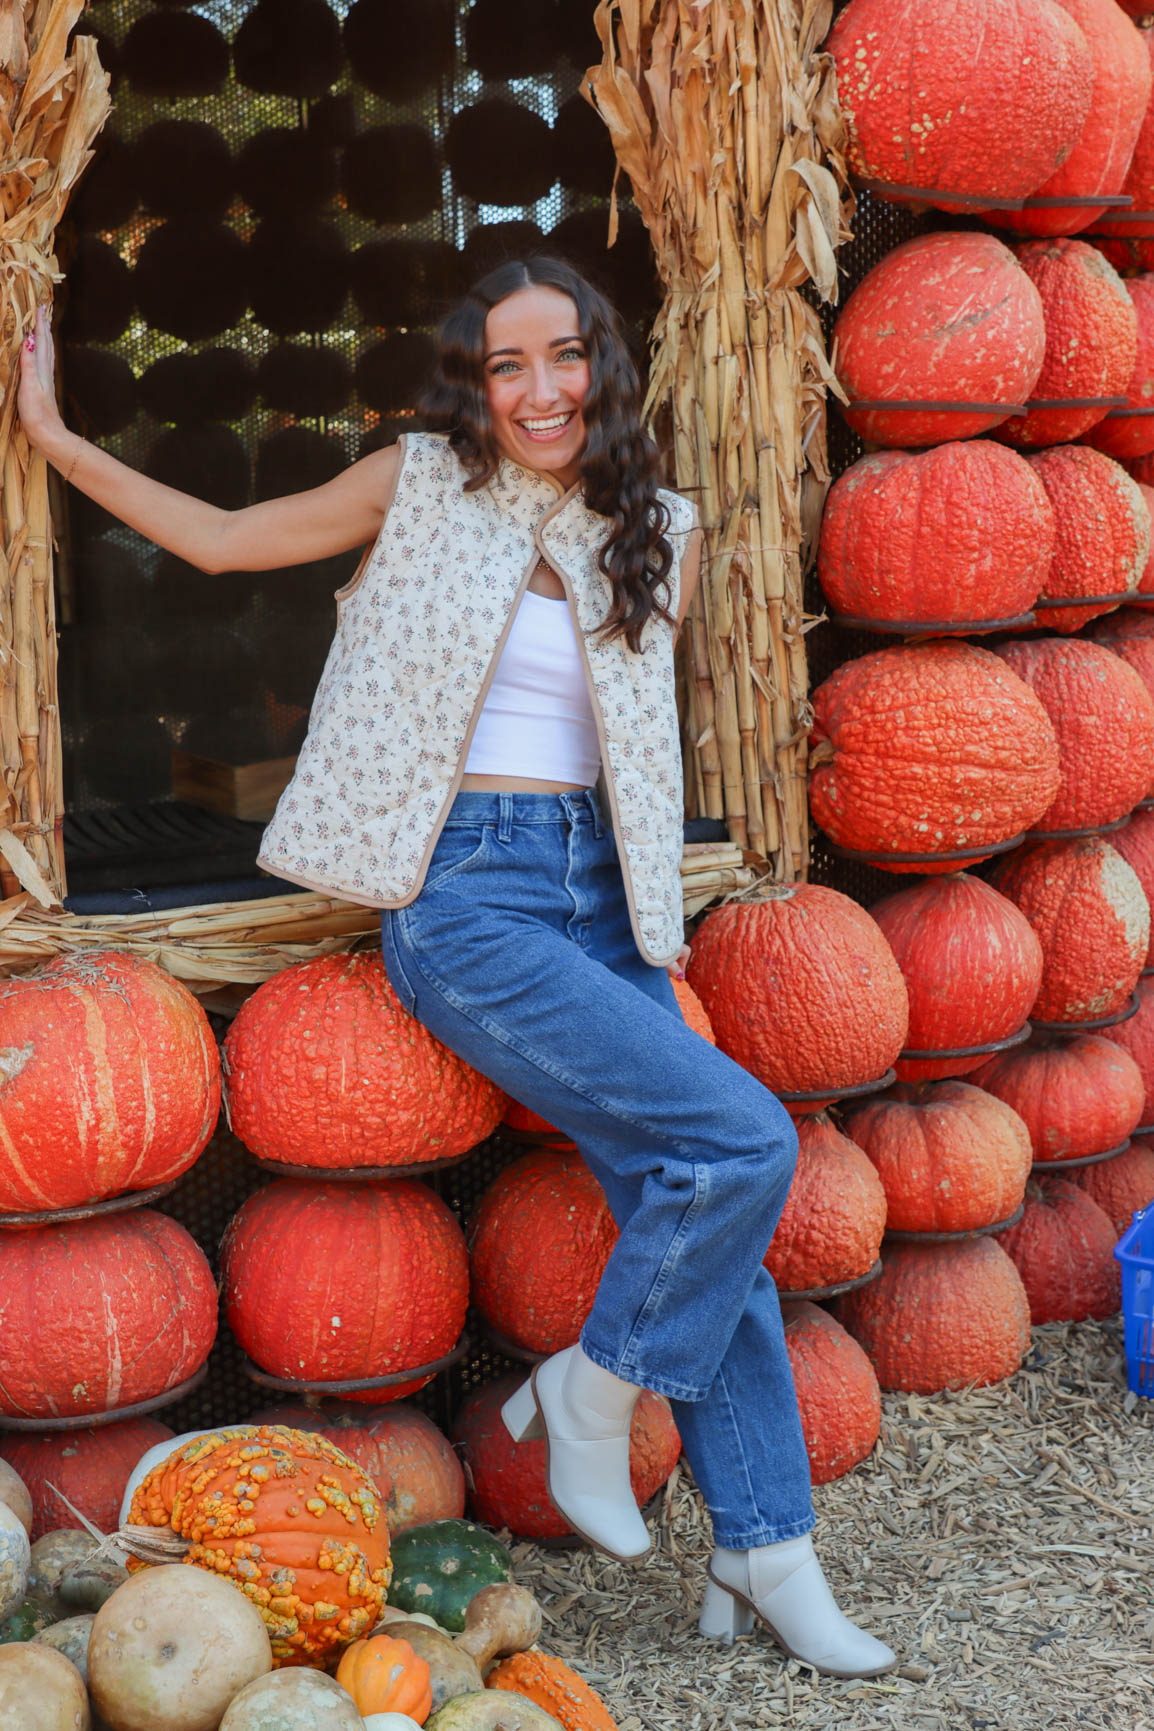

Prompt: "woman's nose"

[526,362,561,406]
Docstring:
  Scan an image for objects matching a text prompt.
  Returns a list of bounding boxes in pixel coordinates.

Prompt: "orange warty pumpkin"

[990,838,1150,1023]
[995,1178,1121,1323]
[487,1651,618,1731]
[764,1114,886,1292]
[221,1180,469,1401]
[0,1210,217,1420]
[870,874,1044,1082]
[0,950,220,1212]
[336,1633,432,1721]
[817,443,1052,628]
[1019,449,1151,632]
[1087,275,1154,460]
[126,1425,392,1667]
[1071,1135,1154,1234]
[451,1376,680,1542]
[832,233,1046,447]
[838,1238,1031,1393]
[826,0,1092,212]
[0,1418,174,1541]
[469,1149,619,1356]
[251,1403,464,1534]
[999,242,1138,448]
[1102,974,1154,1124]
[970,1034,1145,1162]
[782,1301,881,1486]
[223,953,505,1169]
[685,886,908,1104]
[809,643,1060,869]
[843,1081,1033,1233]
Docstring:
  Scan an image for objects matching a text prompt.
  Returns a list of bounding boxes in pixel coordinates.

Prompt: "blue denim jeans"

[380,786,815,1547]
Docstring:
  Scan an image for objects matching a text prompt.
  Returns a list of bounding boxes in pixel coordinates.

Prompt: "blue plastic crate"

[1115,1207,1154,1398]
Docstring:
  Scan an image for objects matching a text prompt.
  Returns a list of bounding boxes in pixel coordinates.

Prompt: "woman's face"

[483,285,591,489]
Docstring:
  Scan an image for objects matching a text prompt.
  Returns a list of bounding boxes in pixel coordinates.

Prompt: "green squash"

[0,1593,61,1644]
[387,1520,513,1632]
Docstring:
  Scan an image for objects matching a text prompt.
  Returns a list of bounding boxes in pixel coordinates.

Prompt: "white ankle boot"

[699,1536,897,1678]
[501,1344,650,1562]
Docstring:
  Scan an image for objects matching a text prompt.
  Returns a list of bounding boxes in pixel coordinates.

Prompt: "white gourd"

[0,1502,30,1621]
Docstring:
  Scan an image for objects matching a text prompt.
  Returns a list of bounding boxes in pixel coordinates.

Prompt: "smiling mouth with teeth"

[519,413,575,433]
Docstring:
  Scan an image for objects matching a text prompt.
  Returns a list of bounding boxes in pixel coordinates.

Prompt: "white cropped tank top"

[463,588,602,784]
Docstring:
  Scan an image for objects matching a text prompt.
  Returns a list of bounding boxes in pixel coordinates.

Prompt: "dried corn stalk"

[0,0,110,908]
[589,0,852,877]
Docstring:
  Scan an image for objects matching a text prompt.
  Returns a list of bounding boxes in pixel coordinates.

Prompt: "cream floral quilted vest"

[257,431,698,966]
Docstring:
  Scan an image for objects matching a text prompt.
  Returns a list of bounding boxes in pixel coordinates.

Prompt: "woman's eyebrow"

[483,336,584,360]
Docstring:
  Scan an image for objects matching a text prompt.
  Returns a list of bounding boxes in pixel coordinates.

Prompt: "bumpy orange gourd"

[469,1149,619,1355]
[1092,21,1154,236]
[998,241,1138,447]
[970,1035,1145,1162]
[827,0,1092,211]
[336,1633,432,1722]
[1088,275,1154,459]
[0,950,220,1212]
[991,838,1150,1023]
[126,1425,392,1667]
[0,1210,217,1421]
[809,643,1060,869]
[843,1081,1033,1233]
[1070,1135,1154,1233]
[487,1651,618,1731]
[1113,806,1154,954]
[782,1301,881,1486]
[1103,974,1154,1124]
[833,233,1046,447]
[817,442,1053,627]
[221,1180,469,1401]
[764,1114,887,1292]
[0,1417,174,1540]
[870,874,1044,1082]
[1019,450,1151,632]
[452,1377,680,1543]
[984,0,1151,238]
[838,1238,1032,1393]
[685,886,908,1103]
[251,1403,465,1534]
[223,953,505,1168]
[996,1179,1121,1323]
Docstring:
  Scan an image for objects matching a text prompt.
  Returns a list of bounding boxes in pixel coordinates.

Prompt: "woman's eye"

[558,347,585,362]
[489,360,519,376]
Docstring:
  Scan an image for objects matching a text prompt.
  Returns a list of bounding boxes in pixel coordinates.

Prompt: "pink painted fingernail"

[24,335,34,353]
[676,968,686,980]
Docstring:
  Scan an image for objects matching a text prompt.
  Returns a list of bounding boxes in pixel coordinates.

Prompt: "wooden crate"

[171,750,297,822]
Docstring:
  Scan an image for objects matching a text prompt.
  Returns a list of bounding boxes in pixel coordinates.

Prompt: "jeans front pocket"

[420,822,492,894]
[379,910,420,1016]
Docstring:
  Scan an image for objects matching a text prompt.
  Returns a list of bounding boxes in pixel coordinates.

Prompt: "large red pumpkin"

[0,951,220,1212]
[969,1035,1145,1162]
[998,242,1138,448]
[1092,23,1154,235]
[1087,276,1154,460]
[249,1403,465,1533]
[1017,450,1150,633]
[0,1210,217,1420]
[817,443,1052,628]
[1094,807,1154,955]
[870,874,1044,1082]
[990,838,1150,1023]
[782,1302,880,1487]
[451,1375,680,1541]
[993,639,1154,827]
[685,886,908,1103]
[1102,974,1154,1124]
[469,1149,619,1356]
[221,1180,469,1401]
[1084,628,1154,794]
[843,1081,1033,1234]
[764,1113,887,1292]
[223,953,506,1169]
[809,643,1061,868]
[833,232,1046,447]
[837,1238,1031,1394]
[1070,1135,1154,1234]
[996,1178,1121,1323]
[983,0,1151,238]
[826,0,1092,210]
[0,1418,175,1541]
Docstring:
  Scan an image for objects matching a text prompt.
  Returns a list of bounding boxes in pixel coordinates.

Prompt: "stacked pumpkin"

[0,954,220,1506]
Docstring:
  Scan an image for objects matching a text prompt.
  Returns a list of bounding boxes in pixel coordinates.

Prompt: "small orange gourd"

[336,1633,432,1724]
[487,1651,618,1731]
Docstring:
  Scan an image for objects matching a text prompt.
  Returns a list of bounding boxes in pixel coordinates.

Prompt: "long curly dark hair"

[420,254,674,653]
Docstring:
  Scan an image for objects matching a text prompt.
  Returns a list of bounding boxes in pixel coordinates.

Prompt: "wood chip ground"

[509,1318,1153,1731]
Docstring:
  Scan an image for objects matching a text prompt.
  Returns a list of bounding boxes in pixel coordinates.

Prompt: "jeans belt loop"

[498,791,514,843]
[587,787,605,839]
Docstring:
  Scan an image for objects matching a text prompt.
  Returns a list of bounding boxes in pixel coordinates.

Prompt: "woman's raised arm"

[18,306,400,574]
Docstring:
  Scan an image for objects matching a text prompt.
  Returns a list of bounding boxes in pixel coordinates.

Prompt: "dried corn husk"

[588,0,853,879]
[2,0,111,906]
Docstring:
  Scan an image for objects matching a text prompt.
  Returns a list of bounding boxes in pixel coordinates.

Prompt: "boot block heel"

[501,1376,544,1443]
[698,1578,755,1644]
